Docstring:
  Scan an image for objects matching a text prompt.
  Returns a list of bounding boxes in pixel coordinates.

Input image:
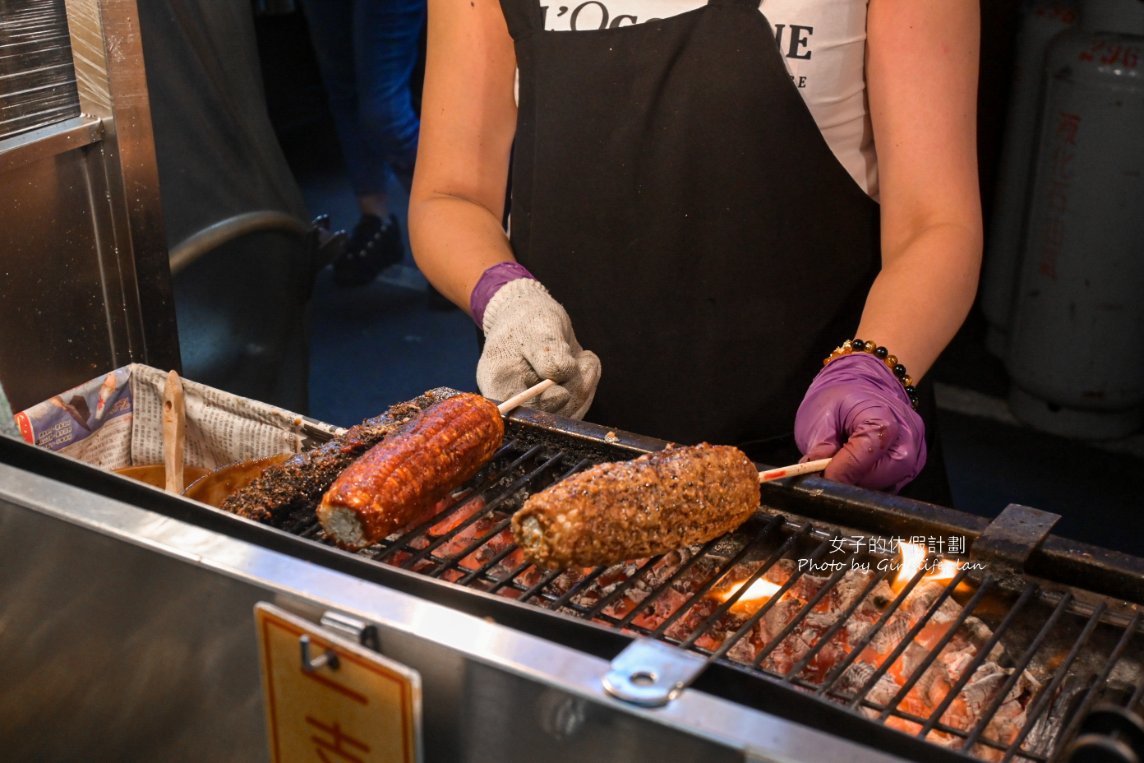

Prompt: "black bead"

[874,346,888,359]
[892,363,907,377]
[904,385,917,396]
[852,339,865,352]
[908,394,920,410]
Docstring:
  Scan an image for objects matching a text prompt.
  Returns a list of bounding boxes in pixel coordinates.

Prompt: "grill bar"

[650,524,808,640]
[1052,612,1143,756]
[581,556,664,620]
[484,559,531,593]
[704,536,835,654]
[749,562,853,670]
[845,568,974,708]
[478,450,594,599]
[424,450,567,574]
[1130,665,1144,710]
[377,443,550,567]
[515,565,565,602]
[669,526,815,645]
[814,561,937,698]
[874,575,993,719]
[781,564,894,681]
[960,591,1074,750]
[1002,602,1108,760]
[447,514,516,583]
[919,582,1038,735]
[612,533,750,630]
[420,513,498,574]
[548,566,610,610]
[693,561,816,652]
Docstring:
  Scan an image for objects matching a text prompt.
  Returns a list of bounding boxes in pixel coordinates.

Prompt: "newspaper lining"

[15,364,342,471]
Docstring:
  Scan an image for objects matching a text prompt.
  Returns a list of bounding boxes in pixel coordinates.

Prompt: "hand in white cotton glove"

[477,278,602,419]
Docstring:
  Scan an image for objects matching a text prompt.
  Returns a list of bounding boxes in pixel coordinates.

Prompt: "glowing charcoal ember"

[386,549,439,574]
[381,503,1044,755]
[595,549,691,620]
[598,597,639,620]
[831,579,1038,754]
[454,520,509,570]
[427,496,487,537]
[630,586,694,632]
[665,555,1040,753]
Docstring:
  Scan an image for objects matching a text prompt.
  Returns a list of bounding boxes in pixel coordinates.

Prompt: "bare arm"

[857,0,984,381]
[408,0,520,314]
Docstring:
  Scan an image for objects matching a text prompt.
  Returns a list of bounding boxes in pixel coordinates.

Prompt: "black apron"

[499,0,949,501]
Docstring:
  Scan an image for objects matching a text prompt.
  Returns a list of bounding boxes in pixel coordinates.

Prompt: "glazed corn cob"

[318,392,505,549]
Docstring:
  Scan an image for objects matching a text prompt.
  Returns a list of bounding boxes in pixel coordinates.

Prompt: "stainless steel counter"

[0,441,908,762]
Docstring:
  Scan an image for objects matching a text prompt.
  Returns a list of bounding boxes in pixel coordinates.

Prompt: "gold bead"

[886,355,897,367]
[902,375,912,387]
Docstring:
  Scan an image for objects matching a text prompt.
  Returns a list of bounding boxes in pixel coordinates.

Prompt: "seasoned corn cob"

[512,443,759,569]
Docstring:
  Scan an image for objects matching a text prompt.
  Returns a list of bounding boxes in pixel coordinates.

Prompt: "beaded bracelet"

[823,339,919,410]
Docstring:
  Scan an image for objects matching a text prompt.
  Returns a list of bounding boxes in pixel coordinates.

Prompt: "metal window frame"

[0,0,178,411]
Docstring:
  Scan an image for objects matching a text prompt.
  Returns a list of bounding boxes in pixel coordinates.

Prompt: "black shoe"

[331,214,403,287]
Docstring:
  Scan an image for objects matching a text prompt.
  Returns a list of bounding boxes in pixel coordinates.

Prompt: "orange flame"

[893,542,960,590]
[715,577,783,610]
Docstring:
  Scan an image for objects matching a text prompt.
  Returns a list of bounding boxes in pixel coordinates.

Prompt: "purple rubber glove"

[794,352,926,493]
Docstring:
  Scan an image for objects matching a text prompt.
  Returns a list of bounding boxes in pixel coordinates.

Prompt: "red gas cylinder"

[980,0,1079,358]
[1005,0,1144,438]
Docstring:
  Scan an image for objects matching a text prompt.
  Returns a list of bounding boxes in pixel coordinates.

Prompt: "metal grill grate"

[287,429,1144,763]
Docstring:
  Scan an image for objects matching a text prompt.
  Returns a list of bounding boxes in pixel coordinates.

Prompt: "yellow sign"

[255,603,422,763]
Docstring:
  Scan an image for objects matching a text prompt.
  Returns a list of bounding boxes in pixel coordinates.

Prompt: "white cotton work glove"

[477,278,601,419]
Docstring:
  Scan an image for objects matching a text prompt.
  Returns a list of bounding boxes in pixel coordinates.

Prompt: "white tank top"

[537,0,878,198]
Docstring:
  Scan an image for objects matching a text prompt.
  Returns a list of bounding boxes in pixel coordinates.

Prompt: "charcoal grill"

[3,398,1143,762]
[280,407,1144,763]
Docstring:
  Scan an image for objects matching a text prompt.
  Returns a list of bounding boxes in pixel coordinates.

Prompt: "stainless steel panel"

[0,0,178,411]
[0,143,129,411]
[1,499,268,761]
[0,115,102,173]
[62,0,179,371]
[0,448,909,763]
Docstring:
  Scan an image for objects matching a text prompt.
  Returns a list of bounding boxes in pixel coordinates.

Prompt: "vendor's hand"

[477,277,601,419]
[793,352,925,493]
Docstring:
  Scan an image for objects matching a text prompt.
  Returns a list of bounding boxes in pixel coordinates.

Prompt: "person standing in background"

[299,0,425,287]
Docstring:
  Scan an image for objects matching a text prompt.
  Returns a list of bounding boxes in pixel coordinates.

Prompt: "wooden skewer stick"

[163,370,186,493]
[497,378,557,415]
[759,458,831,483]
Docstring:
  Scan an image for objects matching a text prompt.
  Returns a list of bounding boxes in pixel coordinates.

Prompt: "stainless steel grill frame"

[221,405,1144,762]
[4,403,1143,762]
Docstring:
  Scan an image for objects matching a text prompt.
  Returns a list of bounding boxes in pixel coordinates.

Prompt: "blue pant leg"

[354,0,426,193]
[300,0,390,197]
